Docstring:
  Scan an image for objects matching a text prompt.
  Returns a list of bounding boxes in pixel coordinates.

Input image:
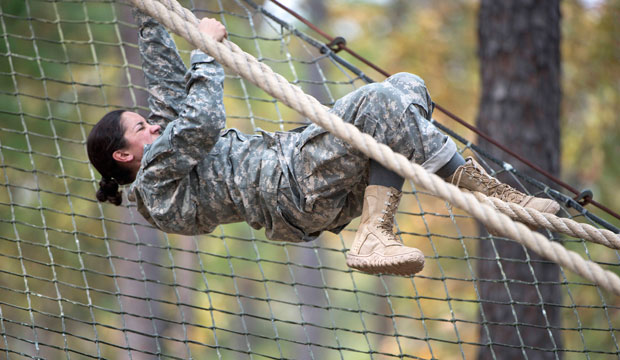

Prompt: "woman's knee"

[386,72,433,116]
[388,72,426,87]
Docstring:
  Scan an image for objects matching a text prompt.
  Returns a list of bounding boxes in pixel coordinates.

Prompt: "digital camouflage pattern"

[128,14,456,242]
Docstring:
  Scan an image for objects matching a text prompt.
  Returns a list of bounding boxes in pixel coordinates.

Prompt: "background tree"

[475,0,563,358]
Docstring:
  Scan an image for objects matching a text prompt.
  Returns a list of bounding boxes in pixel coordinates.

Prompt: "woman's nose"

[150,124,161,134]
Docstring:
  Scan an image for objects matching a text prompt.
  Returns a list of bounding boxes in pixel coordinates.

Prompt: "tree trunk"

[475,1,562,359]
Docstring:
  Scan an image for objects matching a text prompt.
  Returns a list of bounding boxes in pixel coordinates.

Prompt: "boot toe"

[541,200,560,214]
[523,197,560,214]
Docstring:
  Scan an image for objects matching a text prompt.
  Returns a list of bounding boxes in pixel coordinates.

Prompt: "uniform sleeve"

[142,49,225,175]
[130,50,226,235]
[168,49,225,168]
[135,10,188,128]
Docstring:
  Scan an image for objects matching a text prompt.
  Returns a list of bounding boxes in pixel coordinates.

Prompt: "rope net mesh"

[0,0,618,358]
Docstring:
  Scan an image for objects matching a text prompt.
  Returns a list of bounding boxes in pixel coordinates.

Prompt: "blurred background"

[0,0,618,359]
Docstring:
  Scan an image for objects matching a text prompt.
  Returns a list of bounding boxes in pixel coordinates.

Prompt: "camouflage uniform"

[128,16,457,242]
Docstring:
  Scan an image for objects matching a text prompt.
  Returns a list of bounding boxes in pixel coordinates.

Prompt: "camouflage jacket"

[128,51,285,238]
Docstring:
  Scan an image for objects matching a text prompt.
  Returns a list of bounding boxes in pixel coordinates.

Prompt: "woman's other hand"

[197,17,227,42]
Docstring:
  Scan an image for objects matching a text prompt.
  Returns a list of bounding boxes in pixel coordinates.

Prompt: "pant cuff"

[421,137,457,173]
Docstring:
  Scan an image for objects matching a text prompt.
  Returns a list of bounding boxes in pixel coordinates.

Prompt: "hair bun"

[96,177,123,206]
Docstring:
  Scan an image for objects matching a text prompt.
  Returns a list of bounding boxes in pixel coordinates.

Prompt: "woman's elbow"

[151,200,200,235]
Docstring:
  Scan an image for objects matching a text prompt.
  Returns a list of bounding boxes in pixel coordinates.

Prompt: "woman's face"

[119,111,161,163]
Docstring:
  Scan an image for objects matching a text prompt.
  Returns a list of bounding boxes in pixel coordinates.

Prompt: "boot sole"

[346,252,424,276]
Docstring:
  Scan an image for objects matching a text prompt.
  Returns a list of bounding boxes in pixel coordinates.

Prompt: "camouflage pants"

[278,72,457,238]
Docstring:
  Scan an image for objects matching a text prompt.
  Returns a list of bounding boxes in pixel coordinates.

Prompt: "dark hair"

[87,110,133,206]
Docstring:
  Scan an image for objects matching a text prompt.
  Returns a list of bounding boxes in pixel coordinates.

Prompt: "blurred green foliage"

[0,0,617,359]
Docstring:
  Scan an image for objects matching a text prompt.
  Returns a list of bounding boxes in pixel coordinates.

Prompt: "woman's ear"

[112,149,134,163]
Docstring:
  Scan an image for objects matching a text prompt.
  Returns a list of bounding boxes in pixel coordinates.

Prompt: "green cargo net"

[0,0,618,359]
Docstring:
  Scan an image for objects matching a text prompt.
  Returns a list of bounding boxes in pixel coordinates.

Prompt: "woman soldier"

[87,13,559,276]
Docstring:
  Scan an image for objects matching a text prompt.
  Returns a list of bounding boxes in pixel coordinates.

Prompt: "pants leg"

[288,73,458,234]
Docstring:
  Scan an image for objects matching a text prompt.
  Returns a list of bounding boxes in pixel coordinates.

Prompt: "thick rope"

[129,0,620,295]
[471,192,620,249]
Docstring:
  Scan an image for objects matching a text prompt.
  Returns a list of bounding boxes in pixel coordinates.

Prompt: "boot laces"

[377,192,401,241]
[491,183,525,202]
[469,168,525,203]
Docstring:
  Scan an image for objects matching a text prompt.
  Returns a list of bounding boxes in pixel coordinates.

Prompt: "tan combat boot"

[447,157,560,214]
[346,185,425,276]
